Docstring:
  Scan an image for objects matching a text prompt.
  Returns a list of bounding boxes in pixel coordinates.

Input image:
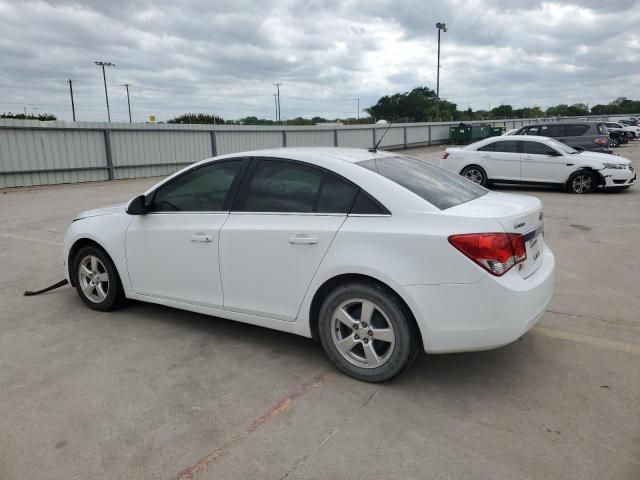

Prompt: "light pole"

[95,61,115,122]
[120,84,132,123]
[68,79,76,121]
[357,97,360,120]
[435,22,447,122]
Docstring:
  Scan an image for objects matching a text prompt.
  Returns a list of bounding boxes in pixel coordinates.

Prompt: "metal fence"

[0,115,633,188]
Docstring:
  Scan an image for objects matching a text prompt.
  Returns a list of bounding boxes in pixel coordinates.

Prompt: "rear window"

[358,155,487,210]
[597,123,607,135]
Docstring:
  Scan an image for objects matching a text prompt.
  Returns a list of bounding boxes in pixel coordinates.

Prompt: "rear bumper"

[405,246,555,353]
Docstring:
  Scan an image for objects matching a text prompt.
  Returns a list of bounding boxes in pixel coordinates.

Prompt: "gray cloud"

[0,0,638,122]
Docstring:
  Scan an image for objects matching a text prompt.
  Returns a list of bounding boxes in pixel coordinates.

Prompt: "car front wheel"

[567,171,597,194]
[73,245,125,311]
[318,282,419,383]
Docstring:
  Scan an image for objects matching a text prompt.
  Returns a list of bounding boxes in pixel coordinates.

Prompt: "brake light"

[595,138,608,146]
[448,233,527,276]
[442,152,450,160]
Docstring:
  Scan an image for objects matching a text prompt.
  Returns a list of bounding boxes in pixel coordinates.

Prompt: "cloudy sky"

[1,0,639,122]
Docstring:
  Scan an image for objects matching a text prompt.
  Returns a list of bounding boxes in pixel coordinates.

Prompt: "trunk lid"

[447,192,545,278]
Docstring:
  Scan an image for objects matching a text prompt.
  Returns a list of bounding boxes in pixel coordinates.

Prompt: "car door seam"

[292,215,349,321]
[217,212,233,309]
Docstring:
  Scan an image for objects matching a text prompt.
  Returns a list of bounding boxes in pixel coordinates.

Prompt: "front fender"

[63,213,133,294]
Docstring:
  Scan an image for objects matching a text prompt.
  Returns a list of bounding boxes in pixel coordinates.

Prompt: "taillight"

[442,152,450,160]
[595,138,608,146]
[448,233,527,276]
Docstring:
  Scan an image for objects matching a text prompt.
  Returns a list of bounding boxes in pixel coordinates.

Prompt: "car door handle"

[289,234,318,245]
[190,233,212,243]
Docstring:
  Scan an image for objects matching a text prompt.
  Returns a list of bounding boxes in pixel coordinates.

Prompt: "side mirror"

[127,195,148,215]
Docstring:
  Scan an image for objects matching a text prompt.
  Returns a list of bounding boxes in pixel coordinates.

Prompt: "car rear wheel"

[567,171,597,194]
[318,282,419,383]
[73,245,125,311]
[460,165,487,186]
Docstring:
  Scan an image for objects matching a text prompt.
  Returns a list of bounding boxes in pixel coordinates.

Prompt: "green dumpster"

[449,123,472,145]
[489,125,507,137]
[471,124,492,141]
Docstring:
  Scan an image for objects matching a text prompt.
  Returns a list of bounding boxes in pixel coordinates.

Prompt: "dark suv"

[514,122,612,154]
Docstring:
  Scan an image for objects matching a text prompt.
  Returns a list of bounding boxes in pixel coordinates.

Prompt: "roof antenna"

[369,121,393,152]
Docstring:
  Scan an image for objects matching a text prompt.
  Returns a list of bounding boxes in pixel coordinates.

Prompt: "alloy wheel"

[331,299,396,369]
[78,255,110,303]
[572,174,593,194]
[463,168,484,184]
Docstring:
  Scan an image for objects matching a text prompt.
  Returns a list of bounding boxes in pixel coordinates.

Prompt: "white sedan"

[440,135,635,193]
[64,147,554,382]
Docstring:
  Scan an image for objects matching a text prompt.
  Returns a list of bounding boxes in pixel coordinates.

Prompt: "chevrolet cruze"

[64,148,555,382]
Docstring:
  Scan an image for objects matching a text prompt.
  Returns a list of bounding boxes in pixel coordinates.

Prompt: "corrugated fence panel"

[337,129,373,149]
[286,130,334,147]
[430,125,450,143]
[216,131,283,155]
[0,128,107,188]
[406,126,429,145]
[376,127,404,148]
[111,130,210,179]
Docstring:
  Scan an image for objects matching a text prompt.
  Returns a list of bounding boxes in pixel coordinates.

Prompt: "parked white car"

[64,147,554,382]
[604,121,639,138]
[441,136,635,193]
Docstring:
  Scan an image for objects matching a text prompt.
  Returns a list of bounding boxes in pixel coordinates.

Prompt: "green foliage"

[545,103,590,117]
[366,86,457,122]
[590,98,640,115]
[0,112,57,121]
[167,113,224,124]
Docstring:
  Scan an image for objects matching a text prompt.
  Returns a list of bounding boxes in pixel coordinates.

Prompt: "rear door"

[219,158,357,321]
[476,140,521,181]
[520,140,570,183]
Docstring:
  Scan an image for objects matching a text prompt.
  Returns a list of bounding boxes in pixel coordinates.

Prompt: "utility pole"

[273,83,282,123]
[435,22,447,122]
[95,61,115,122]
[123,84,132,123]
[357,97,360,120]
[68,79,76,121]
[274,93,278,123]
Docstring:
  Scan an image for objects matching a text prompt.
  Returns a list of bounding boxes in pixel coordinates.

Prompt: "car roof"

[215,147,397,164]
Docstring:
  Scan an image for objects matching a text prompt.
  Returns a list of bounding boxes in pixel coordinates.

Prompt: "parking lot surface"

[1,142,639,480]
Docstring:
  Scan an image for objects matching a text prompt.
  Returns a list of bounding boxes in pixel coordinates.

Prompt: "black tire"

[73,245,125,311]
[566,170,597,194]
[318,282,419,383]
[460,165,487,186]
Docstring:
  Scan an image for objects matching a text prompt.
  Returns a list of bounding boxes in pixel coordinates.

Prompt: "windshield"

[546,138,578,154]
[357,155,487,210]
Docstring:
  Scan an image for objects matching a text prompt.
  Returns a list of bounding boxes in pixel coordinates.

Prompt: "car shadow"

[112,299,540,392]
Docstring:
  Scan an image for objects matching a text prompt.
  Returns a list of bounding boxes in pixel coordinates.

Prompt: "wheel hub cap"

[331,299,396,369]
[78,255,109,303]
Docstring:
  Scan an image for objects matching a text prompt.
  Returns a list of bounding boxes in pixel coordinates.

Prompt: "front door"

[125,159,248,307]
[520,140,570,183]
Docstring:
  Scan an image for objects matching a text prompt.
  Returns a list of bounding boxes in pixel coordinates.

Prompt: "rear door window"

[540,125,565,137]
[565,124,589,136]
[477,143,495,152]
[597,123,607,135]
[493,140,520,153]
[358,155,487,210]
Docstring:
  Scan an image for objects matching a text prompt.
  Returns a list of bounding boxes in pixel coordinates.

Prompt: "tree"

[0,112,56,121]
[167,113,224,124]
[366,86,455,122]
[490,105,514,118]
